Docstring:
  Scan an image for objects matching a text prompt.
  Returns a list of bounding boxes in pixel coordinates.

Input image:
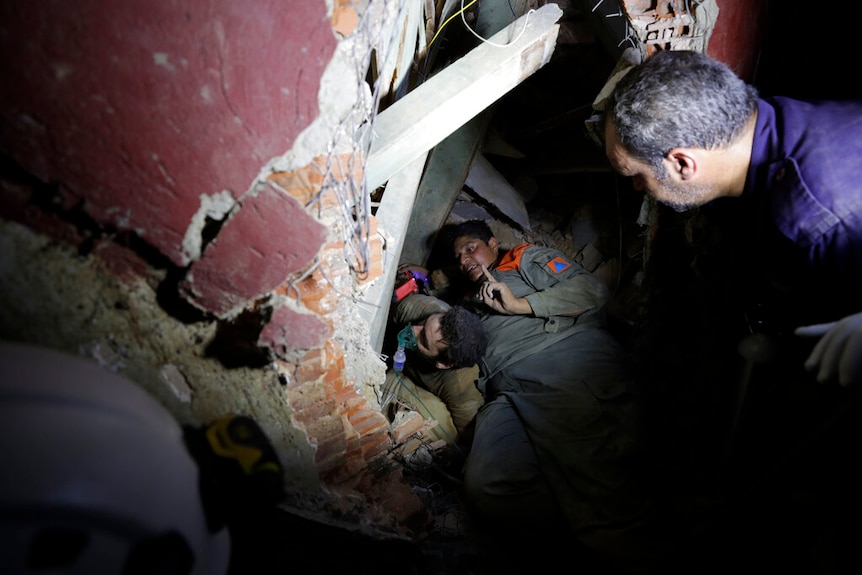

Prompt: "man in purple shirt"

[602,49,862,388]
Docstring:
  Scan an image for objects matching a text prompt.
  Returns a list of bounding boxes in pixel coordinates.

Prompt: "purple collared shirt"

[743,96,862,322]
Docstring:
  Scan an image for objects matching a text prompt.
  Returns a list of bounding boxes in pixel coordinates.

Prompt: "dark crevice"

[0,153,208,325]
[205,305,273,368]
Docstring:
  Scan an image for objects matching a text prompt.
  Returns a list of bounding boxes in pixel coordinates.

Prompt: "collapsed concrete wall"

[0,0,426,535]
[0,0,767,539]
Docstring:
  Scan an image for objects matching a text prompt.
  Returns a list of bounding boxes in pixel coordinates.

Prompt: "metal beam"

[363,3,563,352]
[359,153,429,354]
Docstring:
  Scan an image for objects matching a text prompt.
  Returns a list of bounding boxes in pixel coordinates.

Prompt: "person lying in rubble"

[400,219,659,571]
[382,292,488,451]
[603,49,862,388]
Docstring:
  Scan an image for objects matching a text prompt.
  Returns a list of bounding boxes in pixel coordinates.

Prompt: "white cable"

[460,0,534,48]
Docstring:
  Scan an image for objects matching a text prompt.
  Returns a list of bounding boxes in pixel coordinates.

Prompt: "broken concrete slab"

[464,153,531,231]
[180,184,327,318]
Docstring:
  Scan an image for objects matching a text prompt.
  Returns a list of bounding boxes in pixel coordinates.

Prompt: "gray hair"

[608,50,759,173]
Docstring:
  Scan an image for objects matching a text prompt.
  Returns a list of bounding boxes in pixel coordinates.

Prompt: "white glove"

[795,311,862,387]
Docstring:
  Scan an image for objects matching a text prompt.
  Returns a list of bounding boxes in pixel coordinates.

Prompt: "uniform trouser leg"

[462,393,561,529]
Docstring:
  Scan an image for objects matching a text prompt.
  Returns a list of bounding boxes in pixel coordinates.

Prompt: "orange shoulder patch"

[546,257,571,273]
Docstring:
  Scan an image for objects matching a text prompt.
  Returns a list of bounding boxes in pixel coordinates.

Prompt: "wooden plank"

[364,2,563,191]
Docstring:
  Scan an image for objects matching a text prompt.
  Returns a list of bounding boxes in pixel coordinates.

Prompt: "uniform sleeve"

[520,246,610,318]
[395,293,451,325]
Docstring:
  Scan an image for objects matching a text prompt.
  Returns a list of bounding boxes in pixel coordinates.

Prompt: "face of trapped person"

[452,234,500,284]
[413,312,451,369]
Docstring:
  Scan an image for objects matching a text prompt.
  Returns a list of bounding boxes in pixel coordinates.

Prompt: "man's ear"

[665,148,698,180]
[488,236,499,251]
[434,360,453,370]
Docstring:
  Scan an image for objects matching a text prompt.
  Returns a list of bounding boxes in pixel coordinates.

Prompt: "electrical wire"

[428,0,533,50]
[461,3,532,48]
[427,0,478,49]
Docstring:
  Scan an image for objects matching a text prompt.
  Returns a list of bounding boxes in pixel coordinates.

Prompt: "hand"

[477,265,531,315]
[397,263,429,279]
[795,311,862,387]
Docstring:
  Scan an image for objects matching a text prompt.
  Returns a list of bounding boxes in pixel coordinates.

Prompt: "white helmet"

[0,341,230,575]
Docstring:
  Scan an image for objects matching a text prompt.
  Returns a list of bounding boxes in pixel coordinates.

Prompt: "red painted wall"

[0,0,336,269]
[708,0,767,82]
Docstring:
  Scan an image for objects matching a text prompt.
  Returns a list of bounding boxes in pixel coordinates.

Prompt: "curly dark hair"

[438,305,488,368]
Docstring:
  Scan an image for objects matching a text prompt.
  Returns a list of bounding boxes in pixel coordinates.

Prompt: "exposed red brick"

[351,416,385,437]
[356,469,429,532]
[391,411,426,444]
[259,303,332,357]
[322,238,346,251]
[341,456,368,478]
[330,373,353,393]
[343,398,375,422]
[287,381,328,408]
[316,453,348,477]
[294,349,324,384]
[267,154,361,212]
[325,346,347,375]
[331,0,359,37]
[349,408,387,435]
[342,395,368,411]
[292,397,338,422]
[334,385,359,407]
[319,453,367,483]
[343,424,362,458]
[314,428,349,463]
[359,429,391,459]
[291,274,340,315]
[266,167,321,207]
[322,369,347,401]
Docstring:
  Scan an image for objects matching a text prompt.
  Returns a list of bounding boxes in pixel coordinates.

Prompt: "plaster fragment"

[161,364,193,403]
[153,52,176,72]
[182,190,237,263]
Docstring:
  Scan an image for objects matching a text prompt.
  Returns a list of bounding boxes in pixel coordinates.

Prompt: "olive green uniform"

[461,244,653,570]
[383,294,484,446]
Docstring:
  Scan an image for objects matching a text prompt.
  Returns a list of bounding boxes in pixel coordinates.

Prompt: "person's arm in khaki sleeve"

[395,293,451,325]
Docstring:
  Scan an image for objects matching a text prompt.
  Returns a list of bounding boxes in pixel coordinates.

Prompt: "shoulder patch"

[546,257,571,273]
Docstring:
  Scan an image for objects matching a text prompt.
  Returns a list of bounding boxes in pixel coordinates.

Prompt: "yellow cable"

[427,0,478,49]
